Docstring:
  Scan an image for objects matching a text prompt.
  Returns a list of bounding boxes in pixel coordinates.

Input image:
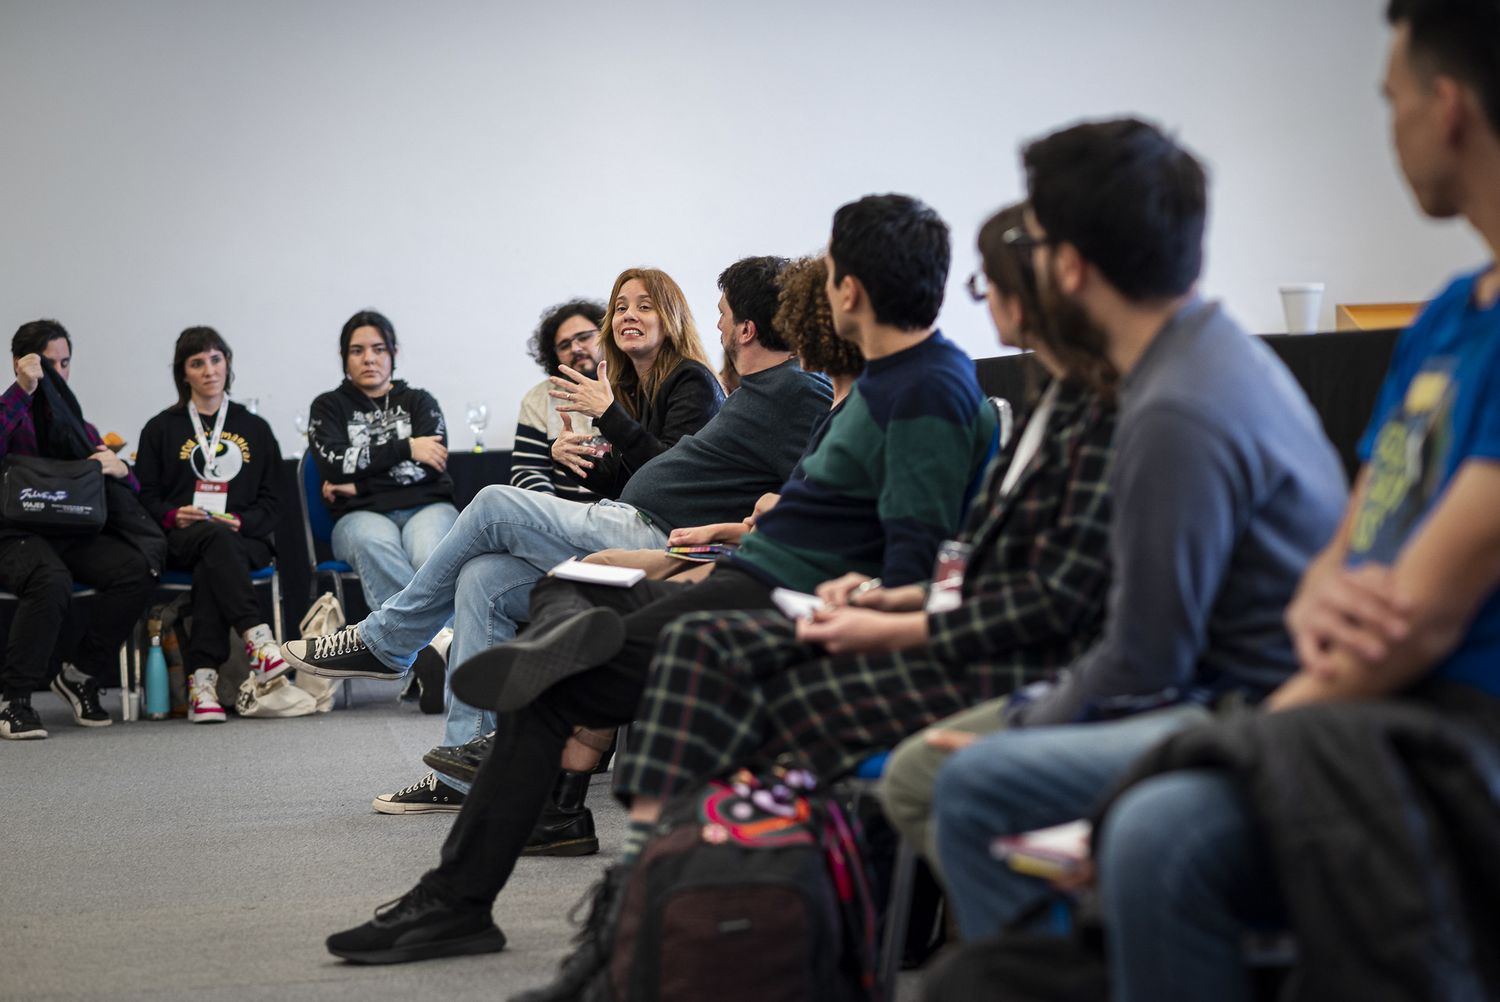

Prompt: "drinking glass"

[466,402,490,452]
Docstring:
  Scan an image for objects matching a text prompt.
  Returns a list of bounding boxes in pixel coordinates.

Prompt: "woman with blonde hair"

[547,267,722,498]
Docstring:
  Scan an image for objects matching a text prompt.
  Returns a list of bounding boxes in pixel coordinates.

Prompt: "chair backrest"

[297,450,337,565]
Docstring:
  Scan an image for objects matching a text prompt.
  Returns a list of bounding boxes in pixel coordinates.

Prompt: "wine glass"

[293,414,309,440]
[465,401,490,452]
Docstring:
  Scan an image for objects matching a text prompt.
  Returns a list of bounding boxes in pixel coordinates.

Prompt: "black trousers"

[422,565,775,910]
[166,522,272,670]
[0,530,154,700]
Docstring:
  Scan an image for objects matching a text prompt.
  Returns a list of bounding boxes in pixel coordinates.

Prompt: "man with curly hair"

[509,300,606,503]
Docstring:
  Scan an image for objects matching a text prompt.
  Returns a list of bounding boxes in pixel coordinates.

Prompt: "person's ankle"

[242,623,276,649]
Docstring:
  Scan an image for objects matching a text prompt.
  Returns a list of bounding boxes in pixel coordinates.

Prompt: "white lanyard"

[189,403,230,481]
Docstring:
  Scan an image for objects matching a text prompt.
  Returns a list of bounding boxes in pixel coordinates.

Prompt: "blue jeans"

[1097,769,1284,1002]
[933,706,1211,938]
[355,486,669,791]
[331,503,460,610]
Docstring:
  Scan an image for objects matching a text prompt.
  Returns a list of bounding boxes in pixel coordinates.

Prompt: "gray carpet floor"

[5,684,924,1001]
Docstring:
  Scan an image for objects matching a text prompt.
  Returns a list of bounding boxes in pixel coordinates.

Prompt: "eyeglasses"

[966,270,989,303]
[1001,225,1051,253]
[555,330,598,355]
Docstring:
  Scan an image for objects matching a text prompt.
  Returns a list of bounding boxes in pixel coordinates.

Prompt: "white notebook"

[771,587,824,620]
[549,558,646,588]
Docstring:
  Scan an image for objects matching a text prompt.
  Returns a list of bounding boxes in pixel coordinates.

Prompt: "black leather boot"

[523,769,598,857]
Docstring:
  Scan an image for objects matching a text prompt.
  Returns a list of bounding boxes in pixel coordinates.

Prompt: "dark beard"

[570,357,598,377]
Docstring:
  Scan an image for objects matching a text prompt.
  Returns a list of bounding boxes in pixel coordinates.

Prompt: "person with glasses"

[511,300,608,503]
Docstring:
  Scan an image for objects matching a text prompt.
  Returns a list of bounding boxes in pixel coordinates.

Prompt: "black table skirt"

[976,329,1399,481]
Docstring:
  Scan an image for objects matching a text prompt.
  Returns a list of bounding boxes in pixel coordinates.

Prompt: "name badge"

[193,479,228,514]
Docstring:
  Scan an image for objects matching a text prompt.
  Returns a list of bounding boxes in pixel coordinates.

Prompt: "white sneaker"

[189,669,227,723]
[245,639,290,682]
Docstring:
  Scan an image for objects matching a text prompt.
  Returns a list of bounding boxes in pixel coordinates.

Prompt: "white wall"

[0,0,1485,453]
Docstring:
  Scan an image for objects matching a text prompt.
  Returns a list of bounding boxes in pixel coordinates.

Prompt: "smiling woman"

[570,267,725,500]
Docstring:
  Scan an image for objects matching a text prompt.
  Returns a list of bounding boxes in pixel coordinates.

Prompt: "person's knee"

[25,559,73,606]
[1099,772,1233,915]
[932,742,1014,838]
[880,727,943,826]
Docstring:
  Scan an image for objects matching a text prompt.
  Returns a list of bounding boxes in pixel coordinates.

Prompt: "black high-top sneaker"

[0,697,47,740]
[51,667,112,727]
[282,626,405,681]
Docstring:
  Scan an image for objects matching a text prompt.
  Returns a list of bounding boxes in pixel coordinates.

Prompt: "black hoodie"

[307,379,455,517]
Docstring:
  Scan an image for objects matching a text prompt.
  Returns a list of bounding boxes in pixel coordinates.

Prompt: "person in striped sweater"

[509,300,606,503]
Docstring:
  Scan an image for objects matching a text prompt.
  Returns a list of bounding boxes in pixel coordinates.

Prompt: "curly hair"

[528,299,606,377]
[774,256,864,378]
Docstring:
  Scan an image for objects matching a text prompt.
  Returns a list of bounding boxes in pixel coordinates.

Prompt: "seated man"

[509,299,606,504]
[922,117,1348,939]
[1094,6,1500,998]
[308,309,459,705]
[317,194,999,982]
[283,257,833,810]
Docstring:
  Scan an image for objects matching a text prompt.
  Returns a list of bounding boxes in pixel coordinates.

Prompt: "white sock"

[62,661,89,684]
[243,624,276,649]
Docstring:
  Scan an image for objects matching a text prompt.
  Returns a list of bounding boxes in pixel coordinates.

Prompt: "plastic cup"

[1279,283,1325,334]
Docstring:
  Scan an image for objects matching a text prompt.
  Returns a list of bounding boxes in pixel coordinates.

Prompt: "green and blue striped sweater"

[731,331,997,592]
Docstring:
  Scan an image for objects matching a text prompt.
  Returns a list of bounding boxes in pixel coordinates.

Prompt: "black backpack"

[600,765,879,1002]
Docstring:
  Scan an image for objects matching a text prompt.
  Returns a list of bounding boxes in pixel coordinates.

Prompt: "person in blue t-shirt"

[1050,5,1500,1001]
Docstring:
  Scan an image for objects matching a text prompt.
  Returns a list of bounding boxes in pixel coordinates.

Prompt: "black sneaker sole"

[421,748,479,785]
[450,608,625,712]
[327,924,505,965]
[49,678,112,727]
[521,835,600,857]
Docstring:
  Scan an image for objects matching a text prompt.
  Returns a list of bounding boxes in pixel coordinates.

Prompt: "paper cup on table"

[1279,283,1325,334]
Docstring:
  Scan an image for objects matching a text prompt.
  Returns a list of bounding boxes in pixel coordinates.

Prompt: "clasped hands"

[791,572,930,655]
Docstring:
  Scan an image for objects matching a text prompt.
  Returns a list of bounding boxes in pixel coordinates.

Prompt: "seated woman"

[545,267,723,498]
[135,327,285,724]
[308,310,459,708]
[0,320,155,739]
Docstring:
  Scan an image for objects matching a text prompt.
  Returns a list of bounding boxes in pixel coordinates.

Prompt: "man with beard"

[511,300,607,503]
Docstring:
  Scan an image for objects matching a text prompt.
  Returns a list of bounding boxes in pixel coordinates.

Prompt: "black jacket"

[307,379,455,517]
[1100,684,1500,1001]
[136,402,283,546]
[587,360,722,500]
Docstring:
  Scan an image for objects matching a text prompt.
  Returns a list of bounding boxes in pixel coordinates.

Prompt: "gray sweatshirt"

[621,359,832,532]
[1017,299,1347,726]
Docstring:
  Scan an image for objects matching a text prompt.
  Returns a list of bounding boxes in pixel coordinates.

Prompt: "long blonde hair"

[601,267,714,417]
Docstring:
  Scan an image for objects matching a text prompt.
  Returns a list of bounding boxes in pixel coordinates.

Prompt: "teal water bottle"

[144,634,170,720]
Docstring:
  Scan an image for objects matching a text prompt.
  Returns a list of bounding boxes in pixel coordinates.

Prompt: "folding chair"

[296,450,361,707]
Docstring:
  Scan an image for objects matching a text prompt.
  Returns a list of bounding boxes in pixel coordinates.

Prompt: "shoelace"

[312,626,364,660]
[77,679,105,715]
[374,883,437,921]
[393,773,440,798]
